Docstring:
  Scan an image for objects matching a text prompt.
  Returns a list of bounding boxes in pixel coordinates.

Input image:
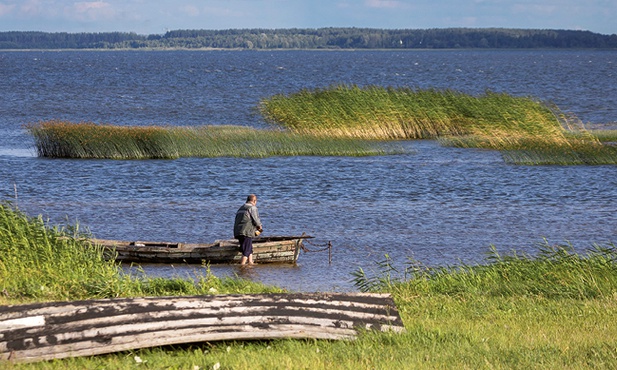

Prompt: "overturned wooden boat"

[0,293,405,363]
[91,234,312,265]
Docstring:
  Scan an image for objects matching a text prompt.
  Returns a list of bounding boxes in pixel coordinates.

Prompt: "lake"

[1,49,616,292]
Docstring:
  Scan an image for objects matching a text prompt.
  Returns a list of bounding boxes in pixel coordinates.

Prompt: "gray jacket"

[234,203,262,238]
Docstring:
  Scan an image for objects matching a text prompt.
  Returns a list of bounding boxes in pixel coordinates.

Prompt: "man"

[233,194,263,265]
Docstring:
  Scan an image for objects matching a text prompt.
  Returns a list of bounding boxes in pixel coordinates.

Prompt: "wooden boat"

[90,234,312,264]
[0,293,405,363]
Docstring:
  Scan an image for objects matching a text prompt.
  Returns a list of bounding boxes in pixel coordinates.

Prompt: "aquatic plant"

[260,85,559,139]
[26,121,178,159]
[26,121,402,159]
[260,85,617,165]
[587,129,617,143]
[25,87,617,164]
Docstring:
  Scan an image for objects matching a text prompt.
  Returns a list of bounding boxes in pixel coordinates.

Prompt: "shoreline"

[2,47,617,52]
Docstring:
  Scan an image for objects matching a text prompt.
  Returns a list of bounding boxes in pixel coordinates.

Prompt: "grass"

[3,201,617,368]
[353,242,617,299]
[25,121,402,159]
[260,85,617,165]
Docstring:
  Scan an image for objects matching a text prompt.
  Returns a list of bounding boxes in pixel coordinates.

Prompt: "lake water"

[1,50,616,292]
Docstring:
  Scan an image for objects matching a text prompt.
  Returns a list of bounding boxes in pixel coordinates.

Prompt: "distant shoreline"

[2,47,616,52]
[2,28,616,50]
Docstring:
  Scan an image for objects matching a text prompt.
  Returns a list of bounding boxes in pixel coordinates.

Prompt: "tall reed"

[26,121,178,159]
[261,85,617,165]
[260,85,562,139]
[26,121,401,159]
[25,87,617,164]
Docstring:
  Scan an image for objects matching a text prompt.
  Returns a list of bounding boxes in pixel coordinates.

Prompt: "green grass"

[25,121,402,159]
[3,202,617,368]
[353,243,617,299]
[349,243,617,369]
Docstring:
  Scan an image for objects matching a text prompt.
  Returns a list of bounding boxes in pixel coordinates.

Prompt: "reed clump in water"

[26,121,178,159]
[260,85,617,165]
[260,85,560,139]
[26,120,401,159]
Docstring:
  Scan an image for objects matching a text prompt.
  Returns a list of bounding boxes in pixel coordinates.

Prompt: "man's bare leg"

[240,256,248,265]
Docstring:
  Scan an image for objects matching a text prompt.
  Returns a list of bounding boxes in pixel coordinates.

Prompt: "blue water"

[1,50,616,292]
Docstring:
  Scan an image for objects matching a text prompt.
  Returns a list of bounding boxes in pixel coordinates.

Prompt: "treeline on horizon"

[1,27,616,50]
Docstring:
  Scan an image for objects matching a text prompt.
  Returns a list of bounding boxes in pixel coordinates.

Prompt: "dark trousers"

[237,235,253,257]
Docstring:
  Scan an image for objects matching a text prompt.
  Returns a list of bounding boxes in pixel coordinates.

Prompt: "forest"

[1,27,616,49]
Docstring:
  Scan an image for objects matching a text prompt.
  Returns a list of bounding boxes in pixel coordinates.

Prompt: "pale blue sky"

[0,0,615,35]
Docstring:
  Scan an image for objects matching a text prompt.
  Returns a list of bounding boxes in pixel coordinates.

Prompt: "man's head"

[247,194,257,205]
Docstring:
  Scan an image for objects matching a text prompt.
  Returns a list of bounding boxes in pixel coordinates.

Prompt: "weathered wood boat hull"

[0,293,405,363]
[92,235,310,264]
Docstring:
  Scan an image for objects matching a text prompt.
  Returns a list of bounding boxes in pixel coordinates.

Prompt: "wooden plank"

[0,293,404,363]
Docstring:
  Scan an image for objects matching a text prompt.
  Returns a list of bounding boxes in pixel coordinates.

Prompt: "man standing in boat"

[234,194,263,266]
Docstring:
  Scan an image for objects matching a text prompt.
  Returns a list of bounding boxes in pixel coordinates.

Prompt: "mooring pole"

[328,241,332,265]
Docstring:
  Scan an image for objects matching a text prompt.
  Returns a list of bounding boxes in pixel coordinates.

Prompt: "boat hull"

[91,235,309,264]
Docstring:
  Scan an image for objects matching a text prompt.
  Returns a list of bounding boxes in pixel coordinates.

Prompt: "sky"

[0,0,615,36]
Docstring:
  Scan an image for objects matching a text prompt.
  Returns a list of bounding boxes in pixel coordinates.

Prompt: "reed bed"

[0,201,121,302]
[260,85,617,165]
[26,121,401,159]
[259,85,561,139]
[26,88,616,164]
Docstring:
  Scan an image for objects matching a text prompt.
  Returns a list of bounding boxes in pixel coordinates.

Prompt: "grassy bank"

[3,202,617,368]
[26,121,402,159]
[260,85,617,165]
